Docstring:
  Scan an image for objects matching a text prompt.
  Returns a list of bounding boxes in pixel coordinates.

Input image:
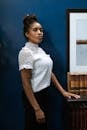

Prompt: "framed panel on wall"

[67,9,87,72]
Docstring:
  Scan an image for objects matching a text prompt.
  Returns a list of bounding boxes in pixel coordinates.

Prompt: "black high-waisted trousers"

[22,87,50,130]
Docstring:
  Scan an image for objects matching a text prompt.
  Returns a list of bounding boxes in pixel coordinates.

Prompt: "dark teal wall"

[0,0,87,130]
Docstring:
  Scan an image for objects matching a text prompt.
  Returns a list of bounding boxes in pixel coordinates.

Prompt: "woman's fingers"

[37,117,46,123]
[35,108,46,123]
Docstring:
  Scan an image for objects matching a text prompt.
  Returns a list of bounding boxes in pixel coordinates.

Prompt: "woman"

[18,14,80,130]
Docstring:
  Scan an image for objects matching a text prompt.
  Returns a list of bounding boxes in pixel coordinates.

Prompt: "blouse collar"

[25,42,39,52]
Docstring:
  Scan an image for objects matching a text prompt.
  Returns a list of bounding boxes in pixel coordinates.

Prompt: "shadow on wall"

[0,26,9,70]
[0,25,10,93]
[0,25,24,130]
[0,24,18,71]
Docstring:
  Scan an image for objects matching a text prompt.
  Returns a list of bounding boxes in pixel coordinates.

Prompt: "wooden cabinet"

[66,98,87,130]
[66,73,87,130]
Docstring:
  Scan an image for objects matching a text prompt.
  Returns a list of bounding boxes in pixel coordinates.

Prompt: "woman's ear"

[25,32,29,38]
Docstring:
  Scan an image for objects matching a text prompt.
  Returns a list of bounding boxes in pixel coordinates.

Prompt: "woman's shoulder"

[39,47,47,55]
[39,47,45,52]
[19,45,32,54]
[18,46,33,59]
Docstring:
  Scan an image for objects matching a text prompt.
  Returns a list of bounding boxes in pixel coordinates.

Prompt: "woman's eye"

[32,28,44,32]
[33,28,37,31]
[40,28,44,32]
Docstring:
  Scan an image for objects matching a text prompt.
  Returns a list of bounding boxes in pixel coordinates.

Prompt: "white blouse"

[18,42,53,92]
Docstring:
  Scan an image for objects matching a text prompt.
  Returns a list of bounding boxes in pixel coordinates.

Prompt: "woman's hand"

[35,108,46,123]
[62,91,80,99]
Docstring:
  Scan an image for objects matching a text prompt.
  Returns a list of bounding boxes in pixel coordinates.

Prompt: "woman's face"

[25,22,44,44]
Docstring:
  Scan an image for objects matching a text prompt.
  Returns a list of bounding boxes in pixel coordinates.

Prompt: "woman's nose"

[37,29,41,33]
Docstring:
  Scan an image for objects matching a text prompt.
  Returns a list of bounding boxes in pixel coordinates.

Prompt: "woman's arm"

[51,72,80,99]
[20,69,45,123]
